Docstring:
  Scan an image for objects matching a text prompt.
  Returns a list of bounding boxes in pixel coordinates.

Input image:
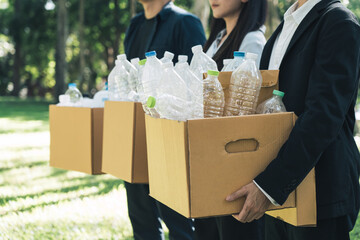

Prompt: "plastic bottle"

[147,95,189,121]
[223,51,246,71]
[108,59,129,101]
[256,90,287,114]
[117,54,138,98]
[224,53,262,116]
[221,59,232,71]
[142,51,162,99]
[174,61,203,119]
[190,45,218,80]
[160,51,175,64]
[65,83,83,104]
[93,82,109,107]
[131,58,140,70]
[203,70,225,118]
[175,55,188,68]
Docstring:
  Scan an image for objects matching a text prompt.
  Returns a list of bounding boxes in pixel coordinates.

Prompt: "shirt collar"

[284,0,322,25]
[158,1,174,21]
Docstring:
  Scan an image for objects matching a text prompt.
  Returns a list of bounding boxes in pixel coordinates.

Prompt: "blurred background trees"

[0,0,359,100]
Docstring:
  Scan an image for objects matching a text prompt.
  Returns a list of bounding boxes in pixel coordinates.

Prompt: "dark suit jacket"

[124,2,206,62]
[255,0,360,227]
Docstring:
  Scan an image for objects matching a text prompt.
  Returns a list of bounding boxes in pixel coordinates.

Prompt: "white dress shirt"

[255,0,322,206]
[206,26,267,68]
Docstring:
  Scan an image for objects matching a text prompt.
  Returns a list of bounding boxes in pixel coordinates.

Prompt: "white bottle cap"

[178,55,188,62]
[164,51,174,60]
[191,45,203,54]
[117,54,127,60]
[246,53,258,60]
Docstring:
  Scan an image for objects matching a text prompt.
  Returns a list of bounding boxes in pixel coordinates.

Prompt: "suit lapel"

[261,22,284,69]
[281,0,340,65]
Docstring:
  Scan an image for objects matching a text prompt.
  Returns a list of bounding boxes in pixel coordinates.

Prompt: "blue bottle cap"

[68,83,76,87]
[145,51,156,57]
[234,51,246,58]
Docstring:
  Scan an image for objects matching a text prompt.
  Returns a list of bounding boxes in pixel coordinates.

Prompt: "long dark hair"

[204,1,267,70]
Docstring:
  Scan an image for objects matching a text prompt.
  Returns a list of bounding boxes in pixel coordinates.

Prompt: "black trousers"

[264,215,350,240]
[195,216,264,240]
[125,182,195,240]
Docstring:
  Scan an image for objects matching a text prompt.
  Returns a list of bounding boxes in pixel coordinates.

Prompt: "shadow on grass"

[0,178,124,208]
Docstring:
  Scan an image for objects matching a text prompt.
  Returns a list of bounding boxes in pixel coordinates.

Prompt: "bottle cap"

[147,96,156,108]
[164,51,174,59]
[139,59,147,66]
[234,51,245,58]
[178,55,188,62]
[68,83,76,88]
[191,45,203,54]
[105,82,108,91]
[145,51,156,57]
[207,70,219,76]
[131,57,140,65]
[117,54,127,60]
[273,90,285,97]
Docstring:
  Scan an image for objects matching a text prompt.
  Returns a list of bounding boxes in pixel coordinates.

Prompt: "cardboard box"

[145,71,316,226]
[101,101,148,183]
[49,105,104,175]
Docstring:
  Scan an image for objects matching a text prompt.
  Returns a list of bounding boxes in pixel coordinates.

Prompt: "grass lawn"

[1,97,360,239]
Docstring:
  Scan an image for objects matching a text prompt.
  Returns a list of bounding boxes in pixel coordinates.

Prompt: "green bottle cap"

[147,96,156,108]
[139,59,147,66]
[207,70,219,77]
[273,90,285,97]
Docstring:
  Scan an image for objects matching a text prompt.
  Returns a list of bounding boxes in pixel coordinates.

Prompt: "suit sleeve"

[254,18,360,205]
[175,15,206,62]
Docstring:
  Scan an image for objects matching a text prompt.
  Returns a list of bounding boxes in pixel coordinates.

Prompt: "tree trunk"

[11,0,21,96]
[192,0,210,32]
[266,0,280,39]
[130,0,136,17]
[113,0,121,60]
[78,0,85,92]
[55,0,68,100]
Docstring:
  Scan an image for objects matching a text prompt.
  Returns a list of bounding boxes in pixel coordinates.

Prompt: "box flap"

[132,103,149,183]
[101,101,136,182]
[91,108,104,174]
[49,105,93,174]
[187,112,296,218]
[146,115,191,217]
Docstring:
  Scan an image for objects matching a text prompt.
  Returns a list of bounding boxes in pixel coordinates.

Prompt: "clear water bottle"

[108,59,128,101]
[117,54,138,98]
[256,90,287,114]
[223,51,246,71]
[93,82,109,107]
[142,51,162,99]
[131,58,140,70]
[224,53,262,116]
[160,51,175,64]
[221,59,232,71]
[190,45,218,80]
[65,83,83,104]
[203,70,225,118]
[175,61,203,119]
[147,95,190,121]
[175,55,188,68]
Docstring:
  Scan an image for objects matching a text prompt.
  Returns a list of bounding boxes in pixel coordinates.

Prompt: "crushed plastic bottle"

[203,70,225,118]
[224,53,262,116]
[221,59,232,71]
[160,51,175,64]
[256,90,286,114]
[223,51,246,72]
[117,54,138,100]
[108,58,129,101]
[174,61,203,119]
[147,95,190,121]
[190,45,218,80]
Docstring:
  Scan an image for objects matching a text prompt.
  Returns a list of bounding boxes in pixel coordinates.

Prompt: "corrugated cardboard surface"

[101,101,148,183]
[49,105,103,175]
[146,70,316,226]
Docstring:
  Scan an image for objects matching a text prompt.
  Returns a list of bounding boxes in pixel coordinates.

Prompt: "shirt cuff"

[253,180,280,206]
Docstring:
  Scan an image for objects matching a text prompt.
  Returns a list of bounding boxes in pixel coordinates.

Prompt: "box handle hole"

[225,139,259,153]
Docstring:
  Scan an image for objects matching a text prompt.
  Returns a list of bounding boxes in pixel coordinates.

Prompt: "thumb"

[226,186,247,202]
